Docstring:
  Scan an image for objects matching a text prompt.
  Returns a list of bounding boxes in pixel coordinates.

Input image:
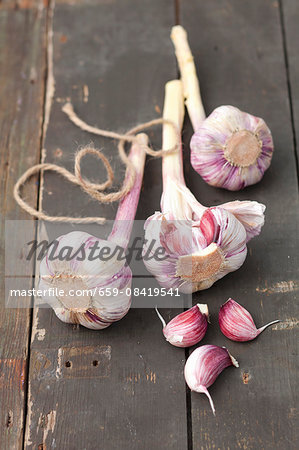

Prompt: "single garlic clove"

[190,105,274,191]
[220,200,265,242]
[219,298,280,342]
[156,304,209,348]
[184,345,239,415]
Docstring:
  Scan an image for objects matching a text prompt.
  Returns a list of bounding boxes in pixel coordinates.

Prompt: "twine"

[14,103,180,224]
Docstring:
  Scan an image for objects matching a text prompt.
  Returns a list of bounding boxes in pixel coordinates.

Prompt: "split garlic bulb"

[39,134,147,329]
[143,80,264,294]
[171,25,274,191]
[191,106,274,190]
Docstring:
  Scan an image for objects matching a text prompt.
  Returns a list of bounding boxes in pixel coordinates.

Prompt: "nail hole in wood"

[6,411,13,428]
[92,360,99,367]
[65,360,72,368]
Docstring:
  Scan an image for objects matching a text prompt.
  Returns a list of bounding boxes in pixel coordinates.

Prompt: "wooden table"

[0,0,298,448]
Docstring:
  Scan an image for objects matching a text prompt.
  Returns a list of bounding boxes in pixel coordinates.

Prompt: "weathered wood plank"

[179,0,298,448]
[0,1,47,449]
[25,1,189,449]
[280,0,299,173]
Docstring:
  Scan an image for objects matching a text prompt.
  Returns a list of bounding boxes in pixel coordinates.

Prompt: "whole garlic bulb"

[39,134,147,329]
[171,25,273,191]
[191,106,274,190]
[39,231,132,329]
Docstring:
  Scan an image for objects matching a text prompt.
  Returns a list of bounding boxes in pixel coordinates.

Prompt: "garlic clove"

[190,105,274,191]
[156,304,209,347]
[219,298,280,341]
[184,345,239,415]
[219,200,265,242]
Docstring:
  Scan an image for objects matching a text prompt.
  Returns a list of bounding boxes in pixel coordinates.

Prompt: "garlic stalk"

[39,134,147,329]
[156,304,209,348]
[171,25,274,191]
[184,345,239,415]
[219,298,280,342]
[143,80,249,293]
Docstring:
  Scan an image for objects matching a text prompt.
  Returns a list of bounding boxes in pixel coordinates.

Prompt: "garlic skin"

[184,345,239,415]
[156,304,209,348]
[171,26,273,191]
[219,298,280,342]
[191,106,274,191]
[39,134,147,329]
[143,80,249,294]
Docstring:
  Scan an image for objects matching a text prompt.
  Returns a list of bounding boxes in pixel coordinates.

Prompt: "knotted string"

[14,103,180,224]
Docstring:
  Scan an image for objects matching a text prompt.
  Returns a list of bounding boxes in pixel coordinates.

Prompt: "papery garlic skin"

[143,80,248,294]
[219,298,280,342]
[39,134,147,329]
[156,304,209,347]
[191,106,274,191]
[184,345,239,415]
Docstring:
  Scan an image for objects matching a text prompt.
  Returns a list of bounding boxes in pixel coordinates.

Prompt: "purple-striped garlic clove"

[156,304,209,348]
[190,106,274,191]
[184,345,239,415]
[219,298,280,342]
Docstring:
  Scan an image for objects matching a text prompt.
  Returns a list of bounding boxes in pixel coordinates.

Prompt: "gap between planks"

[22,1,54,449]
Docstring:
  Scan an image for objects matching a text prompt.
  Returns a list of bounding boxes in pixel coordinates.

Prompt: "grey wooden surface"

[0,0,298,449]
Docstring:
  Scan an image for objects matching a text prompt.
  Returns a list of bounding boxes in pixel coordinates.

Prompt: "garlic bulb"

[171,25,274,191]
[184,345,239,415]
[143,80,252,293]
[190,106,274,190]
[219,298,280,342]
[39,134,147,329]
[156,304,209,348]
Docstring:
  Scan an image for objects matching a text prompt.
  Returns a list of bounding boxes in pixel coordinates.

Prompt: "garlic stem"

[200,386,216,416]
[171,25,206,131]
[162,80,185,188]
[155,306,166,328]
[109,133,147,248]
[257,319,280,334]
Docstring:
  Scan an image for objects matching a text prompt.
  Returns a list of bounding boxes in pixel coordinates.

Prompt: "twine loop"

[13,102,180,224]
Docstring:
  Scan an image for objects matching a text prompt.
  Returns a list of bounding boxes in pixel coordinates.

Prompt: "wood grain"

[0,1,47,448]
[179,0,298,448]
[24,1,188,449]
